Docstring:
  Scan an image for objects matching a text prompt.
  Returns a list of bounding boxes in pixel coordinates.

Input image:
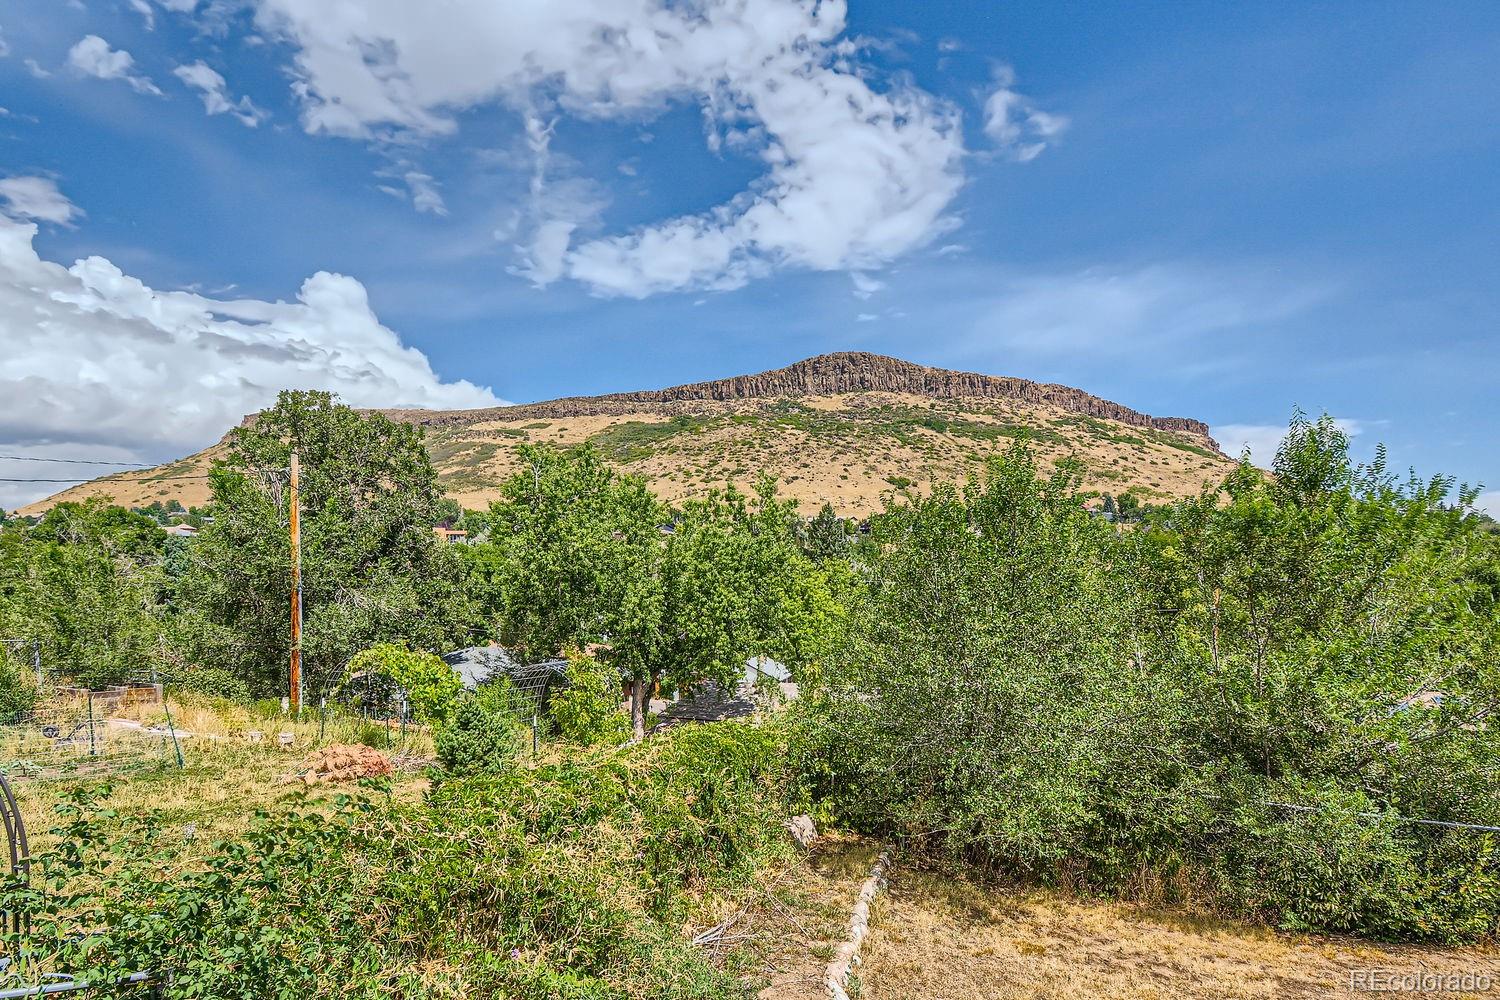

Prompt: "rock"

[377,352,1221,449]
[787,814,818,848]
[295,744,394,785]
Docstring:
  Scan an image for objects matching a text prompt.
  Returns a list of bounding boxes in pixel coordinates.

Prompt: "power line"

[0,454,152,467]
[0,474,215,483]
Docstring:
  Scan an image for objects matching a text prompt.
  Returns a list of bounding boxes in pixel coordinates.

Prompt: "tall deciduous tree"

[181,391,468,697]
[1144,413,1500,812]
[0,498,169,689]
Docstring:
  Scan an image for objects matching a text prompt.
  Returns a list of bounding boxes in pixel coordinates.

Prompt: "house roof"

[440,647,568,690]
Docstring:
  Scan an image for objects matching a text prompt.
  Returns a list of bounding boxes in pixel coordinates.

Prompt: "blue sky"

[0,0,1496,512]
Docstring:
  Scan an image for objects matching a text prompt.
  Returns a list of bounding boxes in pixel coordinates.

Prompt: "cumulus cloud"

[247,0,966,297]
[0,216,499,509]
[67,35,162,95]
[173,61,269,126]
[983,65,1068,162]
[1213,418,1364,468]
[0,176,82,226]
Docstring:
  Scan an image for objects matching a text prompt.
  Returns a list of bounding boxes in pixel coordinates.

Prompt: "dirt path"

[855,868,1499,999]
[685,835,881,999]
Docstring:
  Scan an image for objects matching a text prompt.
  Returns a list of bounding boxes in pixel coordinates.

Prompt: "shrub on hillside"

[434,684,528,775]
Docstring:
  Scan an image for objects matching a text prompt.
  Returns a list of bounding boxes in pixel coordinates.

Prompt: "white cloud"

[850,272,885,300]
[67,35,163,96]
[520,219,577,286]
[402,171,446,216]
[1212,418,1364,468]
[983,65,1068,162]
[0,176,82,226]
[856,312,878,322]
[1475,491,1500,519]
[0,26,9,58]
[24,58,51,79]
[129,0,156,28]
[247,0,966,298]
[0,216,499,509]
[172,61,269,126]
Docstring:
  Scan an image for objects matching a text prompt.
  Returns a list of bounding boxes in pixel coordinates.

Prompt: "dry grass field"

[855,867,1499,1000]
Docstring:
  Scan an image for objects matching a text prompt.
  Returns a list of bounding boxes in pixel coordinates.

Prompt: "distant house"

[164,524,198,538]
[440,646,568,703]
[655,656,797,730]
[433,527,469,544]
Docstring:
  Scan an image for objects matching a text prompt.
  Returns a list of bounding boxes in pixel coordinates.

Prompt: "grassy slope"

[21,392,1235,518]
[852,867,1498,1000]
[11,703,1491,999]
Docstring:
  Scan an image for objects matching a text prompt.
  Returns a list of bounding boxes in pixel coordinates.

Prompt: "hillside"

[20,353,1236,516]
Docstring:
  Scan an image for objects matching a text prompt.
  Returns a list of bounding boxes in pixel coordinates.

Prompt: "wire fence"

[0,686,183,782]
[331,656,566,758]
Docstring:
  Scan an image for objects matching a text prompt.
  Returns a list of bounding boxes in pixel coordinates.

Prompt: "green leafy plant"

[0,651,38,722]
[347,643,462,723]
[550,651,629,747]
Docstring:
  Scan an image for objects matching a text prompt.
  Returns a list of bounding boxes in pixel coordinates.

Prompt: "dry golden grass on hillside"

[22,392,1237,517]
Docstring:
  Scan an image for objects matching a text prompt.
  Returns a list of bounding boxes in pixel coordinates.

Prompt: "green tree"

[0,497,169,689]
[1145,412,1500,815]
[651,481,844,717]
[180,391,470,698]
[550,650,630,746]
[476,443,665,665]
[475,446,842,738]
[798,502,853,562]
[816,445,1167,866]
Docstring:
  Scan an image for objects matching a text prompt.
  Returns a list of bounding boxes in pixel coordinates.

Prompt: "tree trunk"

[630,677,648,742]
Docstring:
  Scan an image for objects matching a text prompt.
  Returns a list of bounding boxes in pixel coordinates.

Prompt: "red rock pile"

[297,744,393,785]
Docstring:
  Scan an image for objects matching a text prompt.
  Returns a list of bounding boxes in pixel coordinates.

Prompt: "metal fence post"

[86,692,97,757]
[32,641,41,690]
[162,696,185,770]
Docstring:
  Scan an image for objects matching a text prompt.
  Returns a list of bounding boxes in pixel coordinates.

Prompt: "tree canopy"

[178,390,469,697]
[471,444,842,736]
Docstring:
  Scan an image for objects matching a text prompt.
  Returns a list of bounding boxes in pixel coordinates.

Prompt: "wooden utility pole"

[289,451,303,713]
